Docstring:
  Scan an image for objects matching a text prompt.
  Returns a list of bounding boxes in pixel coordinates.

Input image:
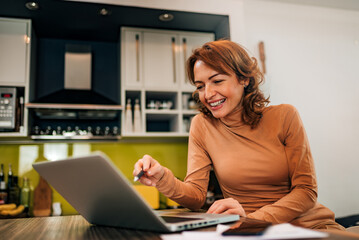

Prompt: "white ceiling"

[70,0,359,12]
[262,0,359,11]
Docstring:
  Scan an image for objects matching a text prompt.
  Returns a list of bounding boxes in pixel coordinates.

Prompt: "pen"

[134,169,145,182]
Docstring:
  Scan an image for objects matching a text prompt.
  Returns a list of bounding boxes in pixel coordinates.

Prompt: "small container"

[182,94,190,109]
[52,202,62,216]
[161,101,173,109]
[147,100,157,109]
[133,99,142,133]
[124,99,133,133]
[188,99,197,109]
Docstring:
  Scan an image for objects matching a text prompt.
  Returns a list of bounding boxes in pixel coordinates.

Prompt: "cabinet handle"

[172,37,176,83]
[182,38,188,83]
[136,34,140,82]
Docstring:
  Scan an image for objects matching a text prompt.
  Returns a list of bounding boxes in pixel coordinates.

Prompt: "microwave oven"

[0,87,23,132]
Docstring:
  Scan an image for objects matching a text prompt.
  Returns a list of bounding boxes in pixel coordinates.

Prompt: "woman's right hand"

[133,155,165,187]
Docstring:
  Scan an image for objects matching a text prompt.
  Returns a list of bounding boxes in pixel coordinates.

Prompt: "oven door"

[0,86,23,132]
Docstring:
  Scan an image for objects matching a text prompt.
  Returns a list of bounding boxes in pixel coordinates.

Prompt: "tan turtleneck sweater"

[156,104,344,230]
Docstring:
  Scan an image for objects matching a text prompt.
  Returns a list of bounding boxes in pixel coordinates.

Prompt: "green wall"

[0,140,188,215]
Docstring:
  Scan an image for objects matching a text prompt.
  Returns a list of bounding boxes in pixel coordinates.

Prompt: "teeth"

[209,99,225,107]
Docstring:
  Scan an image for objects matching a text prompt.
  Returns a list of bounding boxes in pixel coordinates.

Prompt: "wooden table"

[0,215,358,240]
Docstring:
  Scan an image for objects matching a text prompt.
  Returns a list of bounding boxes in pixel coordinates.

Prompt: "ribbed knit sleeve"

[156,114,212,210]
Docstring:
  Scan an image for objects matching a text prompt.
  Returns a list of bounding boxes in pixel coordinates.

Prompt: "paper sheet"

[261,223,329,239]
[161,223,329,240]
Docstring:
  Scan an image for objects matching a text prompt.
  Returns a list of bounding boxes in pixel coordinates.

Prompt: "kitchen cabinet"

[121,27,214,137]
[122,30,143,89]
[0,18,30,86]
[142,31,179,90]
[0,18,31,137]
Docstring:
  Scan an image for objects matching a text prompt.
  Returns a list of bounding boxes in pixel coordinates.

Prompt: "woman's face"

[193,60,247,119]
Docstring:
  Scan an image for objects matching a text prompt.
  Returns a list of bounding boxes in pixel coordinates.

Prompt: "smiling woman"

[187,40,269,127]
[133,39,345,231]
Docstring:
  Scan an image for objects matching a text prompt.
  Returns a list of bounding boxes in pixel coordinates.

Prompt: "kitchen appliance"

[0,87,23,132]
[26,103,122,140]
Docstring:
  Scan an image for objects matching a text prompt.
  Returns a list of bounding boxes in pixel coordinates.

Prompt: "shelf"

[26,103,123,110]
[0,132,27,137]
[182,109,199,115]
[122,132,188,137]
[144,109,179,114]
[31,135,121,140]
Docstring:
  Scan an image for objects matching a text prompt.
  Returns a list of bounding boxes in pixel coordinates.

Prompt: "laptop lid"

[32,152,239,232]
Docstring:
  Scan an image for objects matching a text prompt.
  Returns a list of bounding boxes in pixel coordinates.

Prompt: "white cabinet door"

[122,30,143,88]
[178,33,214,91]
[143,32,179,90]
[0,18,29,86]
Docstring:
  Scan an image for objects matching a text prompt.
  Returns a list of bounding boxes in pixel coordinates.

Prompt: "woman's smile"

[208,98,226,109]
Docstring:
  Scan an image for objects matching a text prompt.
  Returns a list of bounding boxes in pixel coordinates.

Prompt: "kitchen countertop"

[0,215,358,240]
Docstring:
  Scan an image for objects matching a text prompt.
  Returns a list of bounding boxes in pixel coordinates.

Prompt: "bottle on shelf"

[133,98,142,133]
[0,164,4,182]
[32,145,51,217]
[7,163,13,197]
[0,181,7,204]
[0,163,6,204]
[8,176,21,205]
[124,99,133,133]
[33,177,52,217]
[21,177,31,210]
[0,164,5,185]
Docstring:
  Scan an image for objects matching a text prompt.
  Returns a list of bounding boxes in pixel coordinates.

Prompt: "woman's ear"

[239,77,250,87]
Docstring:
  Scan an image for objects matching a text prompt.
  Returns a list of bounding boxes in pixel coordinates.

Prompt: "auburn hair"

[186,40,270,128]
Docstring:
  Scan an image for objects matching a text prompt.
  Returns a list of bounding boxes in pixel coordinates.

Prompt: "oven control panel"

[0,87,17,129]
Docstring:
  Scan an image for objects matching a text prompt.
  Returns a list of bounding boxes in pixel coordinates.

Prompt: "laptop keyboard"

[160,216,202,223]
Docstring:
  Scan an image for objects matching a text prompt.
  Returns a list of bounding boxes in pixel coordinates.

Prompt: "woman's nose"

[205,85,215,99]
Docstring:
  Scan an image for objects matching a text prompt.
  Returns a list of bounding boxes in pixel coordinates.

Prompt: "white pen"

[134,169,145,182]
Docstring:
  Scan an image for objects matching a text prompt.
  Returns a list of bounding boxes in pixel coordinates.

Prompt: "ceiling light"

[25,2,39,10]
[159,13,174,22]
[99,8,111,16]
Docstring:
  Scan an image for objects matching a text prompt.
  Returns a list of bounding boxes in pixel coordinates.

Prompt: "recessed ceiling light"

[159,13,174,22]
[99,8,111,16]
[25,2,39,10]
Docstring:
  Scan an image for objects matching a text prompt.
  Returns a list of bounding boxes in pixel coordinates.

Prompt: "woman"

[133,40,344,230]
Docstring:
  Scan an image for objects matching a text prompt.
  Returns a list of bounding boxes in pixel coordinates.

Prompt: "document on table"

[161,223,329,240]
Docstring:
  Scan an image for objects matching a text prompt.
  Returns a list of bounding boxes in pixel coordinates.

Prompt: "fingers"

[133,160,144,175]
[133,154,152,176]
[133,155,164,186]
[139,177,154,186]
[207,202,226,214]
[207,198,246,216]
[141,155,152,172]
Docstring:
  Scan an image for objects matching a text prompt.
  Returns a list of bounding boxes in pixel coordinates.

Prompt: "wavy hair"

[186,40,270,128]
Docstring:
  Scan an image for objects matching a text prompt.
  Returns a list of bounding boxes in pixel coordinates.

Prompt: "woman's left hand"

[207,198,247,216]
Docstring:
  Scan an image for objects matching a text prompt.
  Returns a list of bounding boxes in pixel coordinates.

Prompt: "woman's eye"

[214,80,223,84]
[196,85,203,90]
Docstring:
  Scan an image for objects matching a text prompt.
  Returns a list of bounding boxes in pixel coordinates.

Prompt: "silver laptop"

[32,152,239,232]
